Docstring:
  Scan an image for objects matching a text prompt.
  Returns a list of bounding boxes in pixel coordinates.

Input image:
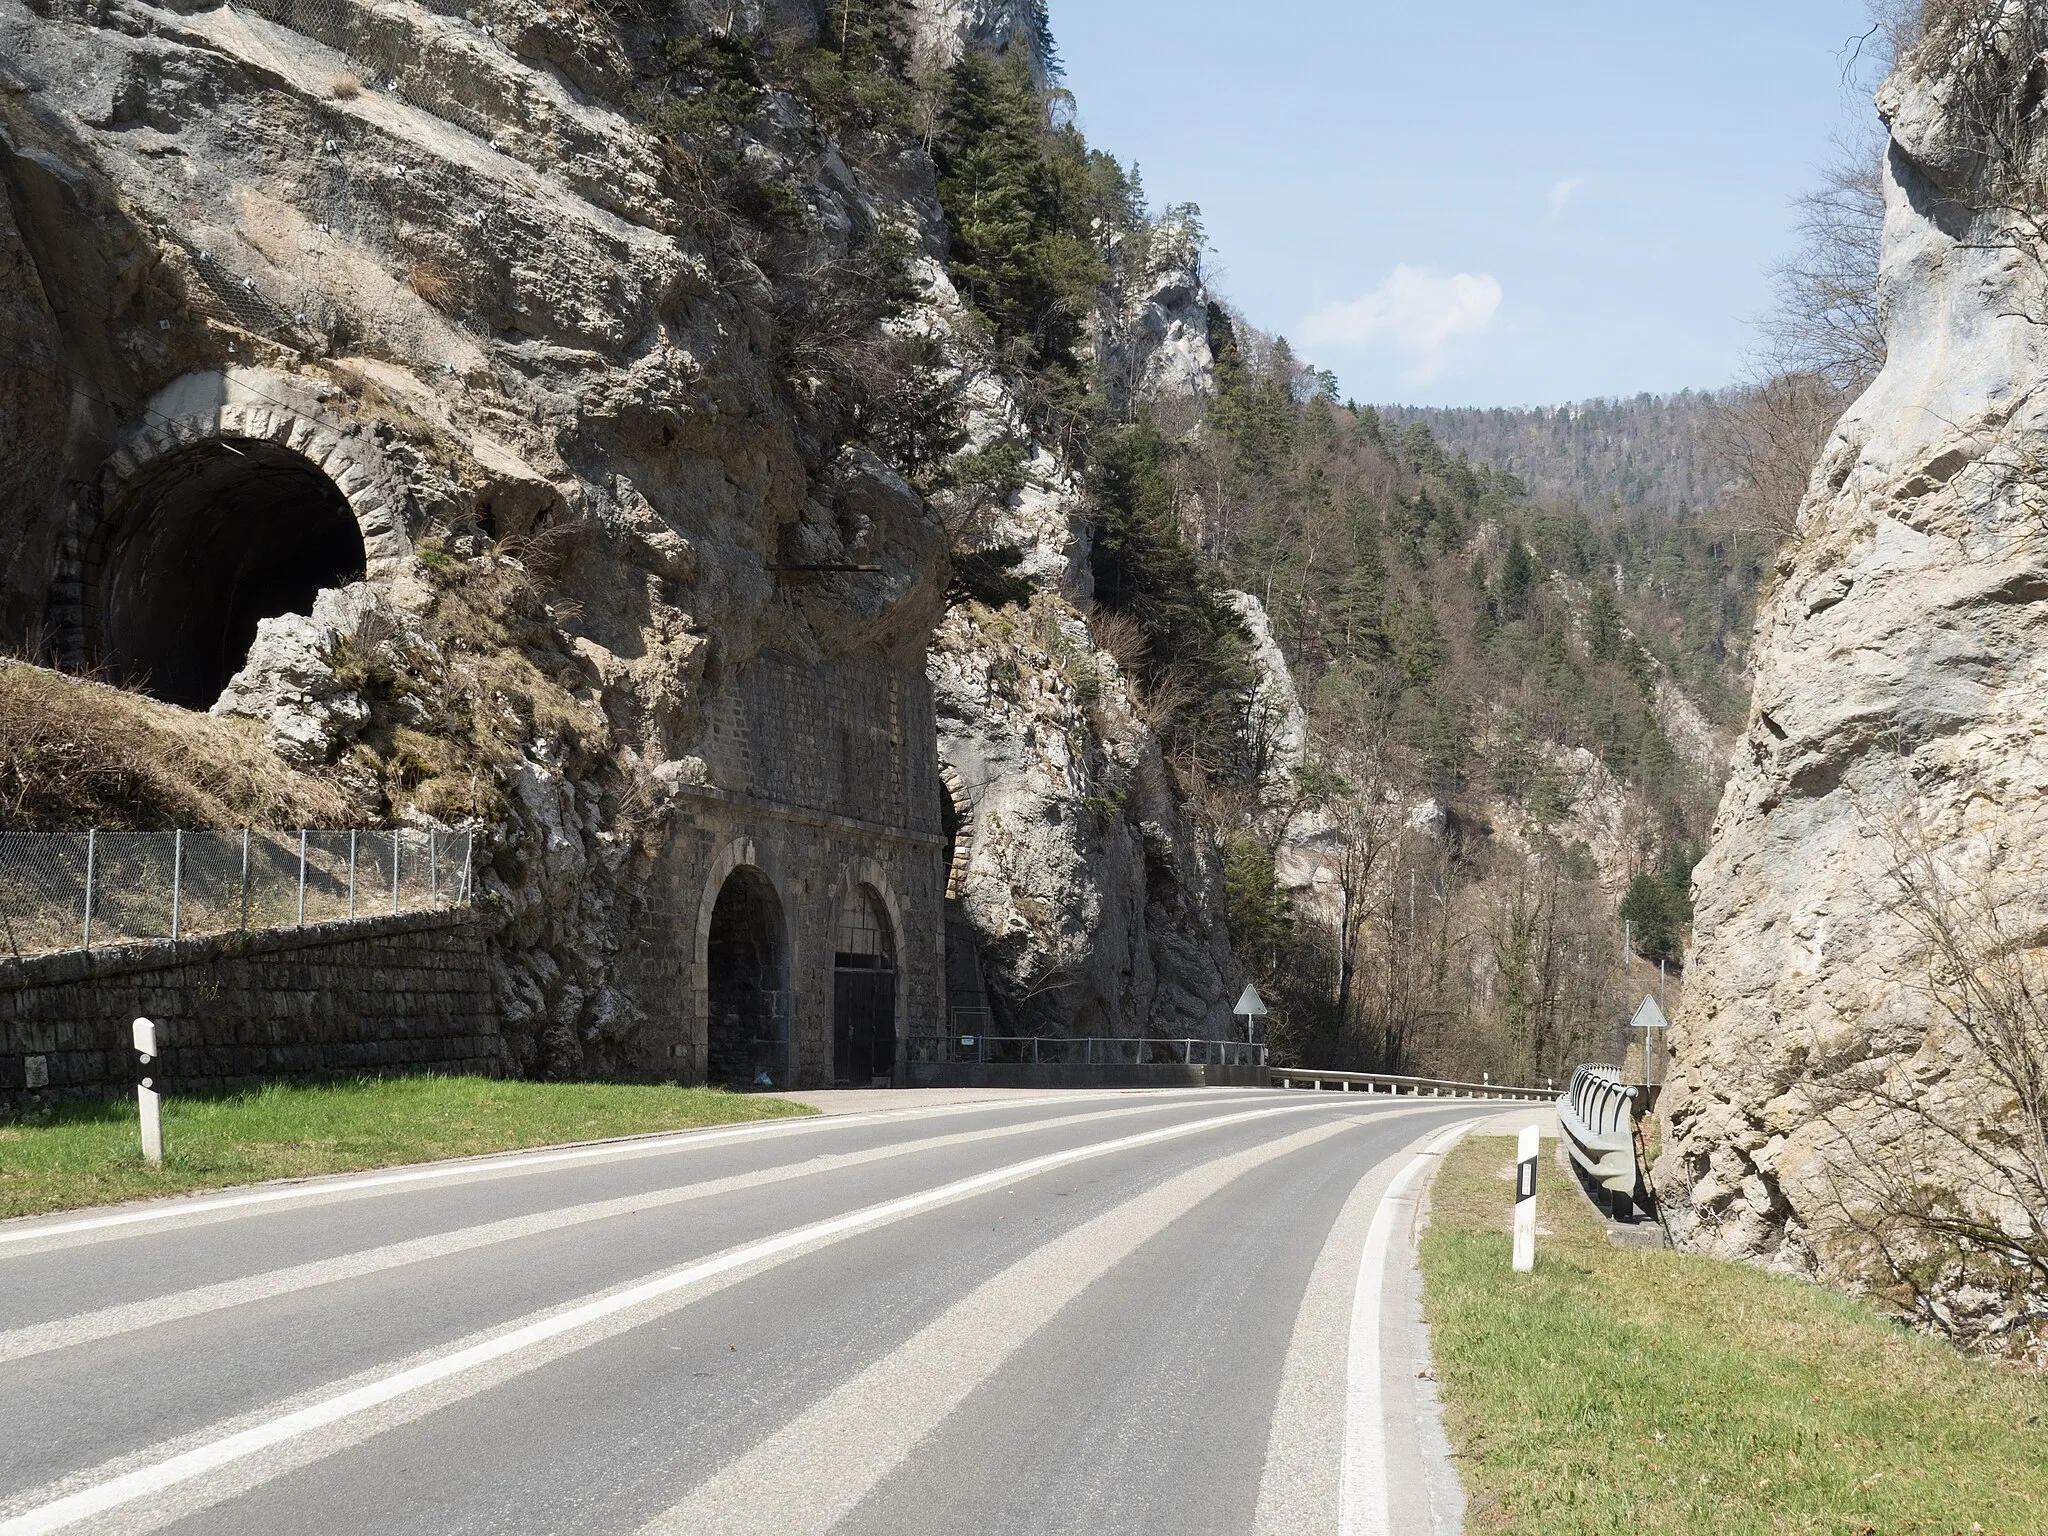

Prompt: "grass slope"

[1421,1135,2048,1535]
[0,1075,811,1220]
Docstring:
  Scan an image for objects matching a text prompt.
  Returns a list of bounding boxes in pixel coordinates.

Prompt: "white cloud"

[1298,265,1502,383]
[1546,174,1590,221]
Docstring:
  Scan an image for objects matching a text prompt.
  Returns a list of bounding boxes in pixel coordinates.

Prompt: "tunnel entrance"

[833,885,897,1086]
[706,866,789,1088]
[90,439,367,708]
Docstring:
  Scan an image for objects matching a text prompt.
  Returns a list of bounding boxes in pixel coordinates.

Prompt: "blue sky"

[1054,1,1883,408]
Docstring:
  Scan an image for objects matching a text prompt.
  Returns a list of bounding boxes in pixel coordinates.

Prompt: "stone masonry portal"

[619,649,948,1089]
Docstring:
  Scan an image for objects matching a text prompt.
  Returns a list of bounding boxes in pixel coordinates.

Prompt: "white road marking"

[1249,1118,1461,1533]
[0,1097,1394,1535]
[1336,1119,1474,1536]
[0,1097,1211,1364]
[0,1089,1245,1252]
[633,1117,1368,1536]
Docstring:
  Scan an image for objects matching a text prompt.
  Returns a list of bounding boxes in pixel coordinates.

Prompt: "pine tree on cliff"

[930,51,1102,382]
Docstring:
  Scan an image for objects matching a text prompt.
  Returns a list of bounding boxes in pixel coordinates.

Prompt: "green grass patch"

[0,1076,812,1220]
[1420,1135,2048,1534]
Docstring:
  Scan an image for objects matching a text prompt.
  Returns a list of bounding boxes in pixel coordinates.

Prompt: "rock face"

[1655,32,2048,1322]
[0,0,957,1080]
[0,0,1247,1073]
[931,598,1240,1039]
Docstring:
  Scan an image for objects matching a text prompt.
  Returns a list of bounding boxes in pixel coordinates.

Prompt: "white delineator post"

[1512,1122,1538,1272]
[133,1016,163,1168]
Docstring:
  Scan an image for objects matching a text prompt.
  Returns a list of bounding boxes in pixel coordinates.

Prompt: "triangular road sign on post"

[1234,983,1268,1018]
[1630,994,1669,1031]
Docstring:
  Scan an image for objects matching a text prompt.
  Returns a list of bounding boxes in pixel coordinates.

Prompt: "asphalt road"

[0,1088,1513,1535]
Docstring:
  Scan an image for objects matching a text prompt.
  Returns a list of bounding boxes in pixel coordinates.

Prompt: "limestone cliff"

[0,0,1245,1074]
[1656,13,2048,1332]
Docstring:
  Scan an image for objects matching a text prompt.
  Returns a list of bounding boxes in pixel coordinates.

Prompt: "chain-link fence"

[0,829,475,958]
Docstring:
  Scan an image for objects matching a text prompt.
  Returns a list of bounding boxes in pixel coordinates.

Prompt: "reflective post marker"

[133,1016,163,1167]
[1512,1122,1539,1272]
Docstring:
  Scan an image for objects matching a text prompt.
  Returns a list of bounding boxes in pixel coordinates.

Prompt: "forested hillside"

[1090,345,1758,1079]
[1379,394,1723,513]
[898,21,1767,1084]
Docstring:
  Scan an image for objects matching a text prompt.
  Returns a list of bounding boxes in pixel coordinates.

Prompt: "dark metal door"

[833,970,897,1084]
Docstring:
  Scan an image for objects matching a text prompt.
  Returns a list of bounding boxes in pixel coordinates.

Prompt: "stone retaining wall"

[0,910,501,1108]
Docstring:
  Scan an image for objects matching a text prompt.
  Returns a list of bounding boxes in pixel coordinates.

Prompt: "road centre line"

[0,1090,1260,1251]
[0,1096,1227,1364]
[634,1117,1374,1536]
[1336,1119,1476,1536]
[0,1098,1464,1535]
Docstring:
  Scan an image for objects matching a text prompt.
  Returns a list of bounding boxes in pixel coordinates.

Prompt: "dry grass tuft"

[0,662,360,831]
[330,72,362,99]
[406,258,457,311]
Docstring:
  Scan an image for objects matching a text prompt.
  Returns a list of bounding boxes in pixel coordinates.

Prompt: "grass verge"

[1420,1134,2048,1535]
[0,1075,813,1220]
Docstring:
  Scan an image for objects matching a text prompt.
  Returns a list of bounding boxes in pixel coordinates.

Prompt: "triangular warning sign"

[1234,983,1269,1017]
[1630,994,1670,1031]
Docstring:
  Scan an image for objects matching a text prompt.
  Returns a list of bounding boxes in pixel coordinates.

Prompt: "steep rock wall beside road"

[1656,25,2048,1327]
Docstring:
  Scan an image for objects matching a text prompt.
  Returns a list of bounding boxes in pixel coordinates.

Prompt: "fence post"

[392,829,401,914]
[296,829,308,927]
[348,830,358,919]
[81,828,96,950]
[170,829,183,941]
[430,833,438,903]
[461,831,474,906]
[239,827,251,930]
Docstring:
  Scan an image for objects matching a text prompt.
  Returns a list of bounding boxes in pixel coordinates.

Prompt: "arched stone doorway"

[705,865,789,1088]
[85,438,367,707]
[833,884,898,1085]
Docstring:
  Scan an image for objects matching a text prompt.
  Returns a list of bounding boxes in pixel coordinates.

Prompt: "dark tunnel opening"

[91,440,368,709]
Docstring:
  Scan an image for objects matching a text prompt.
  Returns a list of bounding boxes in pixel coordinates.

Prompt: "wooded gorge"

[875,15,1766,1085]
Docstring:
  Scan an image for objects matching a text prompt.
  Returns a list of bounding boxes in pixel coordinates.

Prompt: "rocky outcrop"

[931,598,1240,1038]
[1097,208,1216,422]
[1655,27,2048,1325]
[0,0,953,1073]
[1,0,1249,1068]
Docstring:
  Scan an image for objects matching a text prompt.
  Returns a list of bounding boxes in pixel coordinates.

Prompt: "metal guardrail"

[908,1036,1268,1068]
[1558,1063,1640,1198]
[0,828,475,958]
[1269,1067,1551,1100]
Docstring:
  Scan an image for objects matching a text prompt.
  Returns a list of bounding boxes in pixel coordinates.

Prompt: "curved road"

[0,1089,1511,1535]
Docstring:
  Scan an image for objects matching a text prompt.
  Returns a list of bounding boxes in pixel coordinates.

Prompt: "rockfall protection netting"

[0,828,474,957]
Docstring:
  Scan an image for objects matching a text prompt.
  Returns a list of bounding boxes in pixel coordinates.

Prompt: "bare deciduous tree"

[1813,814,2048,1351]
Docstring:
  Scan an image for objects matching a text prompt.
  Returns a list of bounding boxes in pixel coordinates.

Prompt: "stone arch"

[829,858,906,1085]
[49,377,412,695]
[938,762,975,900]
[695,838,795,1087]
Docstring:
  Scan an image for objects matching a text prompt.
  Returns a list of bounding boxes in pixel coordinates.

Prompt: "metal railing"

[1558,1063,1640,1198]
[909,1035,1269,1068]
[1269,1066,1551,1101]
[0,828,475,958]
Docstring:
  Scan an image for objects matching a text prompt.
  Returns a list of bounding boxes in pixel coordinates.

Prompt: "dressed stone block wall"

[0,910,501,1109]
[612,651,950,1089]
